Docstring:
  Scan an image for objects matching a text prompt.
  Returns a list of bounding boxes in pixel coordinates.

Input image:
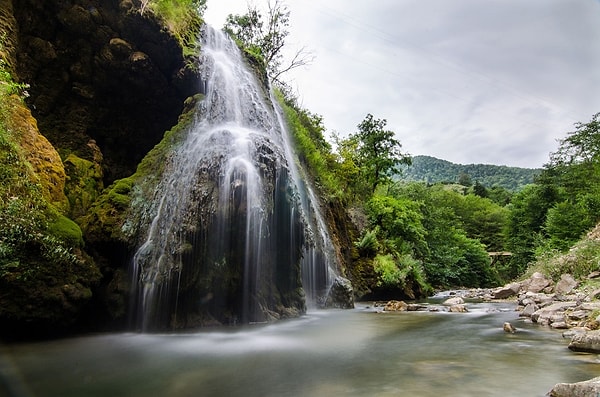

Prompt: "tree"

[353,114,411,194]
[224,0,313,86]
[549,112,600,166]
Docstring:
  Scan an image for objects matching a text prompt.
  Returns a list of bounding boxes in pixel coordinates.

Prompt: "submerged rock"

[503,322,516,333]
[448,304,468,313]
[384,300,408,312]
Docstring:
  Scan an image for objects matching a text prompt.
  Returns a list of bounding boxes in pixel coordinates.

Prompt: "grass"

[140,0,205,59]
[525,230,600,282]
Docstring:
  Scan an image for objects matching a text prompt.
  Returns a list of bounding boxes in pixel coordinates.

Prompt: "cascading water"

[129,26,338,330]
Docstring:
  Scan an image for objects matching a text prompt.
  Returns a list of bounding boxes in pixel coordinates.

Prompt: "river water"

[2,300,599,397]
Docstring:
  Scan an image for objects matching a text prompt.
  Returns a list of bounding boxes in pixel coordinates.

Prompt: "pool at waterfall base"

[2,300,599,397]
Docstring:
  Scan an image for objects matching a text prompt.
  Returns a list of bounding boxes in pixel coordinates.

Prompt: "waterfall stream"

[129,26,337,330]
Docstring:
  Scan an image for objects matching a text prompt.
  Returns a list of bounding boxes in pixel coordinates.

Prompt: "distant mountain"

[398,155,541,191]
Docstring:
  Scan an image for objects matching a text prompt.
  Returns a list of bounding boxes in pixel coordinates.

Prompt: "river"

[2,300,599,397]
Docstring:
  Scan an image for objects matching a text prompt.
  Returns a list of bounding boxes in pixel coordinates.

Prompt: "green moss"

[47,211,84,248]
[82,95,201,244]
[63,153,104,220]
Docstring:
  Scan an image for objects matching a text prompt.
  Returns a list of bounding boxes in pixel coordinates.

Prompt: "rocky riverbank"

[492,271,600,396]
[378,270,600,396]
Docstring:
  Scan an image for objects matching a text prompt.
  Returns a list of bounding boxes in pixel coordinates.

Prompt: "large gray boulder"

[547,376,600,396]
[568,329,600,353]
[326,276,355,309]
[492,282,521,299]
[523,272,553,293]
[555,274,578,295]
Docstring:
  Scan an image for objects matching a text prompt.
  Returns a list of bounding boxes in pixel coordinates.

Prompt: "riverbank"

[377,270,600,396]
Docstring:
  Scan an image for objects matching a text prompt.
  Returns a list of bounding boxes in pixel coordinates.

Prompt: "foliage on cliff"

[140,0,206,58]
[0,46,100,335]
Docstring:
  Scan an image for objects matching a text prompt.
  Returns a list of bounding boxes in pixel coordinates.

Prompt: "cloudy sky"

[204,0,600,168]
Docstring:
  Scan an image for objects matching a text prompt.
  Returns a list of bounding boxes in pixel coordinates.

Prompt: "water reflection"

[2,302,599,397]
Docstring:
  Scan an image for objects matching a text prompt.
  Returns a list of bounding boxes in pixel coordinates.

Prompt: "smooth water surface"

[2,301,599,397]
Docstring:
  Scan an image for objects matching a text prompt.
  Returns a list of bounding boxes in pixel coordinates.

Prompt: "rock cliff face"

[0,0,200,337]
[12,0,198,184]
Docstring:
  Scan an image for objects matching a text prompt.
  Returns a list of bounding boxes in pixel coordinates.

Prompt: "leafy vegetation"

[506,113,600,274]
[0,41,100,329]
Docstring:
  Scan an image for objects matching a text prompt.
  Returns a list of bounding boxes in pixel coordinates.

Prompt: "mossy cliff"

[0,0,202,338]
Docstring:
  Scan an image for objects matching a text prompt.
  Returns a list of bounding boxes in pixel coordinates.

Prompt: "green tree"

[365,195,427,257]
[505,183,560,275]
[527,113,600,253]
[224,0,312,86]
[353,114,411,194]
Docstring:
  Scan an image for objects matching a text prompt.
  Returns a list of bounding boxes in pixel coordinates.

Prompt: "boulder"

[503,322,516,333]
[524,272,553,293]
[448,304,468,313]
[384,300,408,312]
[531,301,577,325]
[555,274,578,295]
[492,282,521,299]
[443,297,464,306]
[326,276,355,309]
[568,329,600,353]
[519,302,539,318]
[547,376,600,397]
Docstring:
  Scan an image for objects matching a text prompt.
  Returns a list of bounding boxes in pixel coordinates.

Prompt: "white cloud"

[204,0,600,168]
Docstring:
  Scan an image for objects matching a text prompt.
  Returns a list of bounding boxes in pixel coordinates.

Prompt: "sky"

[204,0,600,168]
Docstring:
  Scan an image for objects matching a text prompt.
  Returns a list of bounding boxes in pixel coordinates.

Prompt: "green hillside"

[399,155,540,191]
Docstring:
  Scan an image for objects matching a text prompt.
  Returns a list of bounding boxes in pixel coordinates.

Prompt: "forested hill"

[398,155,541,191]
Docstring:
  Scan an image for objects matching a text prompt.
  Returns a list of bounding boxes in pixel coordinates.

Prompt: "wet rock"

[568,329,600,353]
[443,297,464,306]
[326,276,354,309]
[546,376,600,397]
[384,300,408,312]
[503,322,516,333]
[555,274,578,295]
[448,304,468,313]
[492,282,521,299]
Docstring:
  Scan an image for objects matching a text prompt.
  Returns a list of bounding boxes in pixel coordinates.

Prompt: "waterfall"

[129,26,337,331]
